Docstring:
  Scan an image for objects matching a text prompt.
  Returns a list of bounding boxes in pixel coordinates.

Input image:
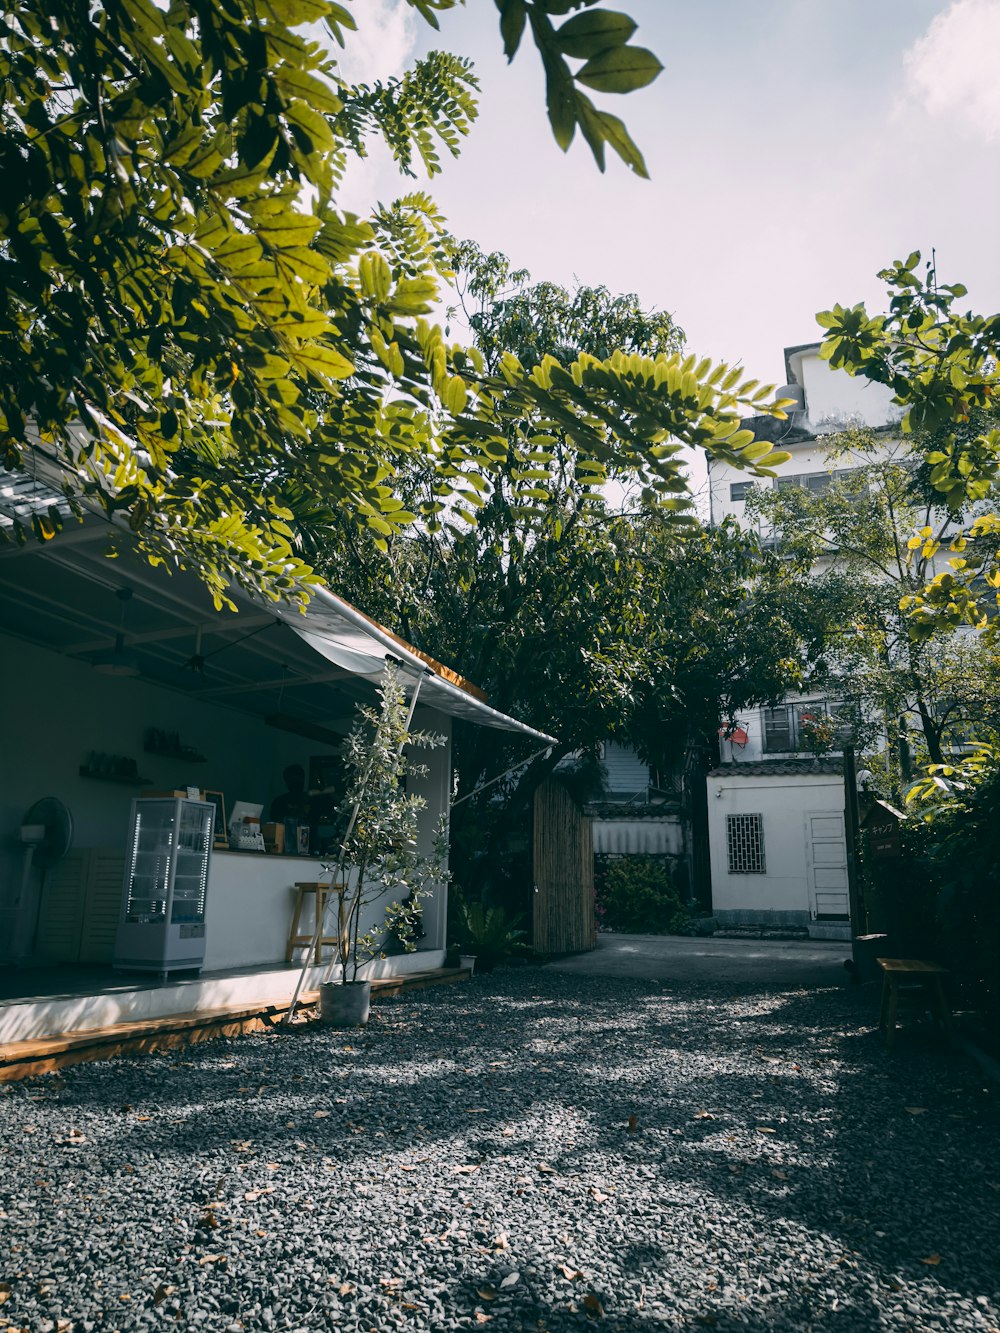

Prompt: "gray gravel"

[1,968,998,1332]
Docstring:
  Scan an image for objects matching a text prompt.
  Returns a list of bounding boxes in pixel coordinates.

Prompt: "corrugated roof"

[708,758,844,778]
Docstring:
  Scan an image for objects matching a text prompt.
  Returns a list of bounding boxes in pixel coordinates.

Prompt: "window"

[763,706,793,753]
[730,481,755,502]
[776,469,857,494]
[762,699,856,753]
[727,814,766,874]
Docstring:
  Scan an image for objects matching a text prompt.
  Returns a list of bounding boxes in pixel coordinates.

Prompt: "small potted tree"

[318,665,448,1027]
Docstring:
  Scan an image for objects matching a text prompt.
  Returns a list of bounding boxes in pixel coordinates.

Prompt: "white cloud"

[334,0,416,86]
[901,0,1000,141]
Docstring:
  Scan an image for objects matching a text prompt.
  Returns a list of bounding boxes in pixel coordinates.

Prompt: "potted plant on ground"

[457,898,528,973]
[317,664,448,1027]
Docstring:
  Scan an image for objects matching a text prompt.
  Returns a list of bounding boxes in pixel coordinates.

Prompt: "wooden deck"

[0,967,470,1084]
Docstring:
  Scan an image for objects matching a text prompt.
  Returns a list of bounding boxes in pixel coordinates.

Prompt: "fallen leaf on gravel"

[583,1293,605,1317]
[500,1272,520,1288]
[771,1169,788,1180]
[0,1286,10,1306]
[244,1189,274,1202]
[493,1233,509,1250]
[589,1189,611,1203]
[153,1284,176,1305]
[920,1255,941,1266]
[476,1286,498,1301]
[694,1111,715,1120]
[465,1108,488,1113]
[904,1107,928,1115]
[452,1165,480,1175]
[558,1264,584,1281]
[380,1277,403,1291]
[399,1165,418,1172]
[198,1255,227,1266]
[230,1141,253,1153]
[537,1164,557,1174]
[756,1127,776,1134]
[314,1110,330,1119]
[338,1282,355,1296]
[265,1163,281,1171]
[474,1313,492,1324]
[627,1115,638,1132]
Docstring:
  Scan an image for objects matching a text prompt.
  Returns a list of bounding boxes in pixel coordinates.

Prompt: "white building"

[703,343,901,940]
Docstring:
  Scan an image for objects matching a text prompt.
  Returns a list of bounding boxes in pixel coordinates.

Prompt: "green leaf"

[575,45,662,94]
[592,107,647,176]
[556,9,637,59]
[499,0,527,59]
[292,343,355,381]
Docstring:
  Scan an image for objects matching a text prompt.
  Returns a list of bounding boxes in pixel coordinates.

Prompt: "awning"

[257,586,558,745]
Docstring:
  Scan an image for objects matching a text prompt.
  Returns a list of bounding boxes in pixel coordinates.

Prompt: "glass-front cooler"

[114,798,215,976]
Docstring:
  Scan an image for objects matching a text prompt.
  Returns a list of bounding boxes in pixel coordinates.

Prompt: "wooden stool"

[286,881,345,964]
[877,958,953,1050]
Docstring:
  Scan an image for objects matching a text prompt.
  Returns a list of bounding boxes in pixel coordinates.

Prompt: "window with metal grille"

[726,813,766,874]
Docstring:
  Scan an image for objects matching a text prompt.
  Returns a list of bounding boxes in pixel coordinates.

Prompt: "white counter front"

[202,850,331,971]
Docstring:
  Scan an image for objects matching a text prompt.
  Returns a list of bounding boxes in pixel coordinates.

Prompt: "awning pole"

[450,745,553,807]
[283,665,428,1024]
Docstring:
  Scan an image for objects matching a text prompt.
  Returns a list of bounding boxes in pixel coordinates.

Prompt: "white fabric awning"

[261,586,557,745]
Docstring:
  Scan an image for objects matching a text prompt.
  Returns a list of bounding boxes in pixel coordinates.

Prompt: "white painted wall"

[790,345,901,435]
[0,632,452,964]
[707,771,845,922]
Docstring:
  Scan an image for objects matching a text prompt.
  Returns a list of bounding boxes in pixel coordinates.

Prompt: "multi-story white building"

[703,344,902,939]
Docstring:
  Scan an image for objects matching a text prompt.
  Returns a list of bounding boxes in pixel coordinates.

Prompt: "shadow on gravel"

[16,968,1000,1325]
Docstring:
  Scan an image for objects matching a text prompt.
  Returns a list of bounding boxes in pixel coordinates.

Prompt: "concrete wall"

[0,632,452,963]
[707,771,844,924]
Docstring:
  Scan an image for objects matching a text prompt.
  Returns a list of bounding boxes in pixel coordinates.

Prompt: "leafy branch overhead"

[817,253,1000,640]
[1,0,787,609]
[490,0,662,175]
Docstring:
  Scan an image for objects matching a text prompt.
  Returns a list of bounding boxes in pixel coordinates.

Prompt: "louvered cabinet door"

[79,850,127,963]
[35,851,88,962]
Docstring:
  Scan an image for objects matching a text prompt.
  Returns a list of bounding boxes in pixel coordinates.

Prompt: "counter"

[203,850,334,970]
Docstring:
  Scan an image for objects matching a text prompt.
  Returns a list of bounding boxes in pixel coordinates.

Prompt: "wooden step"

[0,967,470,1084]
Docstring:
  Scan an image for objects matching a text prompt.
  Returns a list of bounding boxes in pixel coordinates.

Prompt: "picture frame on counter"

[202,790,228,849]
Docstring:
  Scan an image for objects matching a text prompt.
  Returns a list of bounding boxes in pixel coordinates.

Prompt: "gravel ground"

[1,968,999,1333]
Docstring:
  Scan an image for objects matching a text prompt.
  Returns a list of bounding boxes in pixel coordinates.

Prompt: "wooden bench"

[877,958,953,1050]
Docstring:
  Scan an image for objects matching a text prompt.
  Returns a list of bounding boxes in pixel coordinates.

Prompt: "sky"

[334,0,1000,395]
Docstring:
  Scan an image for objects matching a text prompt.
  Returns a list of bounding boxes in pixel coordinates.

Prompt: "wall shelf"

[79,766,151,786]
[143,743,207,763]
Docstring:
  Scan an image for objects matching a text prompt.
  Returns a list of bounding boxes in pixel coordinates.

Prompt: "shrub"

[598,855,688,935]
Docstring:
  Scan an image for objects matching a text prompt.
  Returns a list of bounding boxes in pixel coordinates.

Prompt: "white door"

[805,811,849,920]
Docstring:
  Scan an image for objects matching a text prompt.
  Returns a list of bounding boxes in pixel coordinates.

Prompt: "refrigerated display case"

[114,797,215,976]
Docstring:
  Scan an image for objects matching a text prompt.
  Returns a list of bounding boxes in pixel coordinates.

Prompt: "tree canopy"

[818,253,1000,642]
[744,436,1000,777]
[1,0,793,611]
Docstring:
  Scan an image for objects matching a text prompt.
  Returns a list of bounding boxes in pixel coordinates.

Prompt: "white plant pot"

[319,980,372,1028]
[460,954,477,976]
